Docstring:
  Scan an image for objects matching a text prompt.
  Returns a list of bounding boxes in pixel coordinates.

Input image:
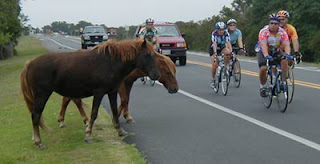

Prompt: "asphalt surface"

[36,34,320,164]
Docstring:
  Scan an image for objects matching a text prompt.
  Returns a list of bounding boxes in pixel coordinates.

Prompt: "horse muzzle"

[168,87,179,94]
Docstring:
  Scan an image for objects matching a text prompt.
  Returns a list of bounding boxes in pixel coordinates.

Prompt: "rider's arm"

[237,36,244,49]
[282,41,291,55]
[212,41,217,54]
[260,41,269,57]
[292,38,299,52]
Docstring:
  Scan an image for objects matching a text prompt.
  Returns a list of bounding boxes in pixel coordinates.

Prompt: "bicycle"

[287,53,302,103]
[263,54,292,113]
[141,76,155,86]
[227,48,241,88]
[212,53,229,96]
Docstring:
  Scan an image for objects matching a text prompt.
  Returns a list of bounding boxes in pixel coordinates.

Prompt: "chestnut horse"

[20,40,160,149]
[57,53,178,127]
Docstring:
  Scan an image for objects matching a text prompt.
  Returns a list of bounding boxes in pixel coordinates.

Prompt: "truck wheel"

[179,56,186,66]
[170,57,177,64]
[82,44,87,49]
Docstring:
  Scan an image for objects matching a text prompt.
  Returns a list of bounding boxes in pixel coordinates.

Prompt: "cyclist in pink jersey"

[257,14,291,97]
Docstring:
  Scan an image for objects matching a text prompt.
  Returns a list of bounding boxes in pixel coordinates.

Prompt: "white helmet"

[227,19,237,25]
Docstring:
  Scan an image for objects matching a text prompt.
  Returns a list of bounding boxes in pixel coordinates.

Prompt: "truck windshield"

[155,25,180,37]
[83,27,105,33]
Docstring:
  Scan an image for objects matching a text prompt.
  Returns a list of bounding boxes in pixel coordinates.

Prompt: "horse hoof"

[84,138,93,143]
[126,118,135,124]
[118,128,128,137]
[59,123,66,128]
[36,143,46,150]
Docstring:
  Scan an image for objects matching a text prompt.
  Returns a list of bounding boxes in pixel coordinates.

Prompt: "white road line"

[60,37,81,44]
[46,37,77,50]
[176,88,320,151]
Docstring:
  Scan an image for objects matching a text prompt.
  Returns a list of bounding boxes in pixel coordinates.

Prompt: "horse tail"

[20,61,49,132]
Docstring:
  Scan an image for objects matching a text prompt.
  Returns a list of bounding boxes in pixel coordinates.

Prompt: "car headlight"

[177,42,186,48]
[103,35,108,40]
[83,35,90,40]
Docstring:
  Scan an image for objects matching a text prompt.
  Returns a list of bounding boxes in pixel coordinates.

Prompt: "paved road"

[36,34,320,164]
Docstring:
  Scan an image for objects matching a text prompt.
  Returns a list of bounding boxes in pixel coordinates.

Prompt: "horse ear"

[141,39,147,49]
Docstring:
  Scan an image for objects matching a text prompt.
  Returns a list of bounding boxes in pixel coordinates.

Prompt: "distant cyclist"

[138,18,159,83]
[226,19,244,55]
[209,21,232,88]
[277,10,301,64]
[138,18,159,46]
[257,14,291,97]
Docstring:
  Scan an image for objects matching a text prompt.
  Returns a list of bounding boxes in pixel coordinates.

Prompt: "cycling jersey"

[258,26,289,52]
[226,28,242,46]
[211,30,230,50]
[138,27,158,43]
[283,24,298,41]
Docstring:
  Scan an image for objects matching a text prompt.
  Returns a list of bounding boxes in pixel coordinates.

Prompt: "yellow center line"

[187,60,320,90]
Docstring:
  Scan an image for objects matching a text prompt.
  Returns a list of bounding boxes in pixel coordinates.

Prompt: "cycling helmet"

[215,21,226,30]
[269,13,280,22]
[227,19,237,25]
[146,18,154,24]
[277,10,290,18]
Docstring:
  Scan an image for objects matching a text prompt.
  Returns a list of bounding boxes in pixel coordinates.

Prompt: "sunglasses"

[279,19,285,21]
[228,24,236,27]
[269,22,279,25]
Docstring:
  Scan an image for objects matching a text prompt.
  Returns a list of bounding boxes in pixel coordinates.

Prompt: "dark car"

[134,22,187,65]
[80,26,108,49]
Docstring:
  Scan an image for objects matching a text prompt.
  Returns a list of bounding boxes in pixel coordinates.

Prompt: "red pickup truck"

[134,22,187,66]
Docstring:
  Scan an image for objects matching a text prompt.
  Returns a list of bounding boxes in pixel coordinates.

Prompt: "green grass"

[0,36,146,164]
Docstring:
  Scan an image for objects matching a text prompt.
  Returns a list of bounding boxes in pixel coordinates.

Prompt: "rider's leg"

[222,48,231,69]
[211,55,218,79]
[258,53,268,97]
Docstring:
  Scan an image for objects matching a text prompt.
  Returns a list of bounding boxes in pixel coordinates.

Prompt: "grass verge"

[0,36,145,164]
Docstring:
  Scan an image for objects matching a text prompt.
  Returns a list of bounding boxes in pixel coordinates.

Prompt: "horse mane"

[157,53,176,76]
[92,39,155,62]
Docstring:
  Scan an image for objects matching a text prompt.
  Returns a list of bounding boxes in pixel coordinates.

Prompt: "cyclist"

[257,14,291,97]
[277,10,301,64]
[209,21,232,88]
[226,19,244,55]
[138,18,159,83]
[138,18,159,46]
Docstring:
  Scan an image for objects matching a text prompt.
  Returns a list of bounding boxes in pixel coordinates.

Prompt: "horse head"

[136,40,160,80]
[156,53,179,93]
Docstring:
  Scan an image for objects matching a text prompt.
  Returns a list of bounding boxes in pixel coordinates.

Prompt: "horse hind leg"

[73,99,89,126]
[58,97,72,128]
[32,92,52,149]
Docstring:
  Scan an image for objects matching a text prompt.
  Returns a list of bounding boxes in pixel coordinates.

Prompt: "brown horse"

[21,39,160,149]
[57,53,178,128]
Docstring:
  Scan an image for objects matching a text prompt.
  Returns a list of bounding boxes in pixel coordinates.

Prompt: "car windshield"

[155,25,180,37]
[83,27,105,33]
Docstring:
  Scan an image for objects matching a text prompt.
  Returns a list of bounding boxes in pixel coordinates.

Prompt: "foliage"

[0,0,22,59]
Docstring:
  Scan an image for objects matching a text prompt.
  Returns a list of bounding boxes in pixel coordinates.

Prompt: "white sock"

[260,84,266,88]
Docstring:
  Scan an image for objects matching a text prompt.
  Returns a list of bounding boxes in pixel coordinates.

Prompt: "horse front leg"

[84,94,103,143]
[73,99,89,126]
[118,81,135,123]
[58,97,71,128]
[109,91,128,136]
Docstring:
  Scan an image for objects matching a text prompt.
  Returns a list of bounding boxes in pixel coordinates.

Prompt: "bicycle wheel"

[233,59,241,88]
[263,73,272,108]
[221,67,229,96]
[287,67,294,103]
[149,79,155,86]
[276,74,289,113]
[142,76,147,85]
